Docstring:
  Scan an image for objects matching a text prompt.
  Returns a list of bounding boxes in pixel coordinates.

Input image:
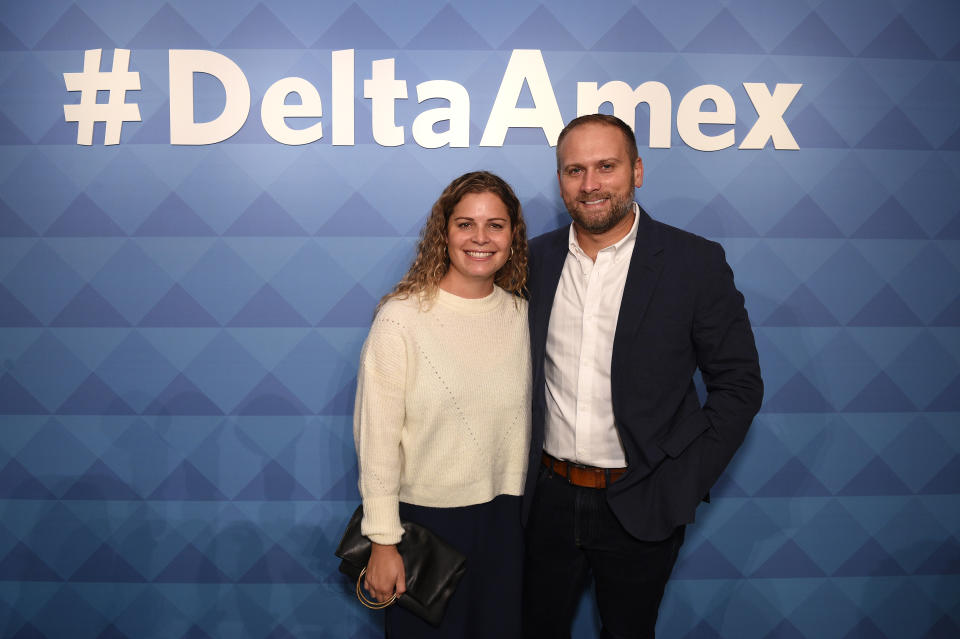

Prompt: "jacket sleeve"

[688,240,763,495]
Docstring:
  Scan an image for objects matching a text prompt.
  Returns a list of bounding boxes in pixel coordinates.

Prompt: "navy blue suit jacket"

[521,207,763,541]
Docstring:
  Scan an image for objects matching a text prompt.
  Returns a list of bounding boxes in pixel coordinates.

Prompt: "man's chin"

[572,211,624,234]
[570,199,633,234]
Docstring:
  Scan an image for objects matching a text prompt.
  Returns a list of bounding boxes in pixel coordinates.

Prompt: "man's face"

[556,123,643,235]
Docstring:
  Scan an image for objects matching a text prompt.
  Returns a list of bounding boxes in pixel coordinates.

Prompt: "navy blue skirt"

[385,494,523,639]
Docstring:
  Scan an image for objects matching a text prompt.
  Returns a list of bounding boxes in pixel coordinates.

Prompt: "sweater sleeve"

[353,316,407,545]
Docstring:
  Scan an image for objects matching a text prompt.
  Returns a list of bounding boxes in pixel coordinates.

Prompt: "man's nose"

[581,169,600,192]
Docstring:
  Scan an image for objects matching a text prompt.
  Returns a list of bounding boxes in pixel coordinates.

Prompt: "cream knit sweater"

[354,286,531,545]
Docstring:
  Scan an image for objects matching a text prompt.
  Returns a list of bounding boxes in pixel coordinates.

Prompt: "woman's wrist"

[371,542,400,554]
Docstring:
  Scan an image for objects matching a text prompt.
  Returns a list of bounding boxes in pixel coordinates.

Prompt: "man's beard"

[566,191,633,234]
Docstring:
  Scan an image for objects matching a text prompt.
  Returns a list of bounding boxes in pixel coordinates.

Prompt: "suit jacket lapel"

[612,208,664,380]
[531,228,569,358]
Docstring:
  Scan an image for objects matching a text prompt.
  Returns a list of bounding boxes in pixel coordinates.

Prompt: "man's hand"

[364,542,406,603]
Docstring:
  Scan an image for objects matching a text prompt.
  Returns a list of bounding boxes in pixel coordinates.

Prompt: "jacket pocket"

[658,409,710,458]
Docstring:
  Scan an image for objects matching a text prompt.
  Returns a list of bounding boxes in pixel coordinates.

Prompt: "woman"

[353,171,530,638]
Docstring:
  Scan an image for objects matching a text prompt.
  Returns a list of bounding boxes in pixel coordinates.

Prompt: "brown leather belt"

[542,452,626,489]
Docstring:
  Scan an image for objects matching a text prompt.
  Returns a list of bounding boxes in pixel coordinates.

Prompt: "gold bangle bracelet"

[356,567,398,610]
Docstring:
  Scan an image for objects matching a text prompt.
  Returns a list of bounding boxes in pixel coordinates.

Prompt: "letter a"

[480,49,563,147]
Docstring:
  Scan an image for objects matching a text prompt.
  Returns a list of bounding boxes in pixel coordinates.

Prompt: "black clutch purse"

[335,505,467,626]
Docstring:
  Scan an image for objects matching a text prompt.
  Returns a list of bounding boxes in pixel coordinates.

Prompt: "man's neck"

[573,210,636,262]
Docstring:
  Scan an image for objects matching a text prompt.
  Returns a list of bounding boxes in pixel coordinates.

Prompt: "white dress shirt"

[543,203,639,468]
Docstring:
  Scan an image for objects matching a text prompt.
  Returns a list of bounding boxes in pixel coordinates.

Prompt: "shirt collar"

[567,202,640,262]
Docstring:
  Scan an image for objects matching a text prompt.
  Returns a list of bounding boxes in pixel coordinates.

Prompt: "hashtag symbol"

[63,48,141,146]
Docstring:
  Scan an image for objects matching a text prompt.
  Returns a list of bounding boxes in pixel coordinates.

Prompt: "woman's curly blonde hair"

[378,171,528,311]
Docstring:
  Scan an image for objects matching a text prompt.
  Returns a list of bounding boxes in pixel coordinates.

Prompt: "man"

[521,114,763,638]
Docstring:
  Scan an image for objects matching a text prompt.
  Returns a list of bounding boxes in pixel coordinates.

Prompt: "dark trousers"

[523,465,685,639]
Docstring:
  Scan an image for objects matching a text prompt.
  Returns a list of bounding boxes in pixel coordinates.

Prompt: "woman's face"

[440,191,513,298]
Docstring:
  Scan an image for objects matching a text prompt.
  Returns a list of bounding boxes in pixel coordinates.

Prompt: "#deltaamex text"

[65,48,802,150]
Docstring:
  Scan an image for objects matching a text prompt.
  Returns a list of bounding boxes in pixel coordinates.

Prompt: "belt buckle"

[567,459,601,488]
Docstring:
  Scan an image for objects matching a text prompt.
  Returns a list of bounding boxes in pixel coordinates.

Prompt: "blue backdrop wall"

[1,1,958,637]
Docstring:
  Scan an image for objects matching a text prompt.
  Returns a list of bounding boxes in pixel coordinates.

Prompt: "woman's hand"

[364,542,406,603]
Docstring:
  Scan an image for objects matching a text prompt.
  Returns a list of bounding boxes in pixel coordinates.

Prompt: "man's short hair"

[555,114,639,170]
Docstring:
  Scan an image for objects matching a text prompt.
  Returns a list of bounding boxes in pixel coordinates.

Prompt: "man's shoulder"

[529,225,569,253]
[645,213,722,258]
[646,213,710,245]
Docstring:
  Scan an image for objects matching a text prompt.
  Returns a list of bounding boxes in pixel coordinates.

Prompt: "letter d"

[169,50,250,145]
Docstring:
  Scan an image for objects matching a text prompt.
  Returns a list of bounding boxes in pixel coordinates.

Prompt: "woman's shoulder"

[373,292,430,327]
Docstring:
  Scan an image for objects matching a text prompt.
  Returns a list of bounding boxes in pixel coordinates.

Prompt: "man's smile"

[581,197,608,206]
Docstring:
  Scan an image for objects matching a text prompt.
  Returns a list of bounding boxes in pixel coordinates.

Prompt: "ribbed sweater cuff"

[360,494,403,545]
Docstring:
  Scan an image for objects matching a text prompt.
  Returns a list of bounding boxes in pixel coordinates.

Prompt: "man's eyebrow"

[561,157,619,169]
